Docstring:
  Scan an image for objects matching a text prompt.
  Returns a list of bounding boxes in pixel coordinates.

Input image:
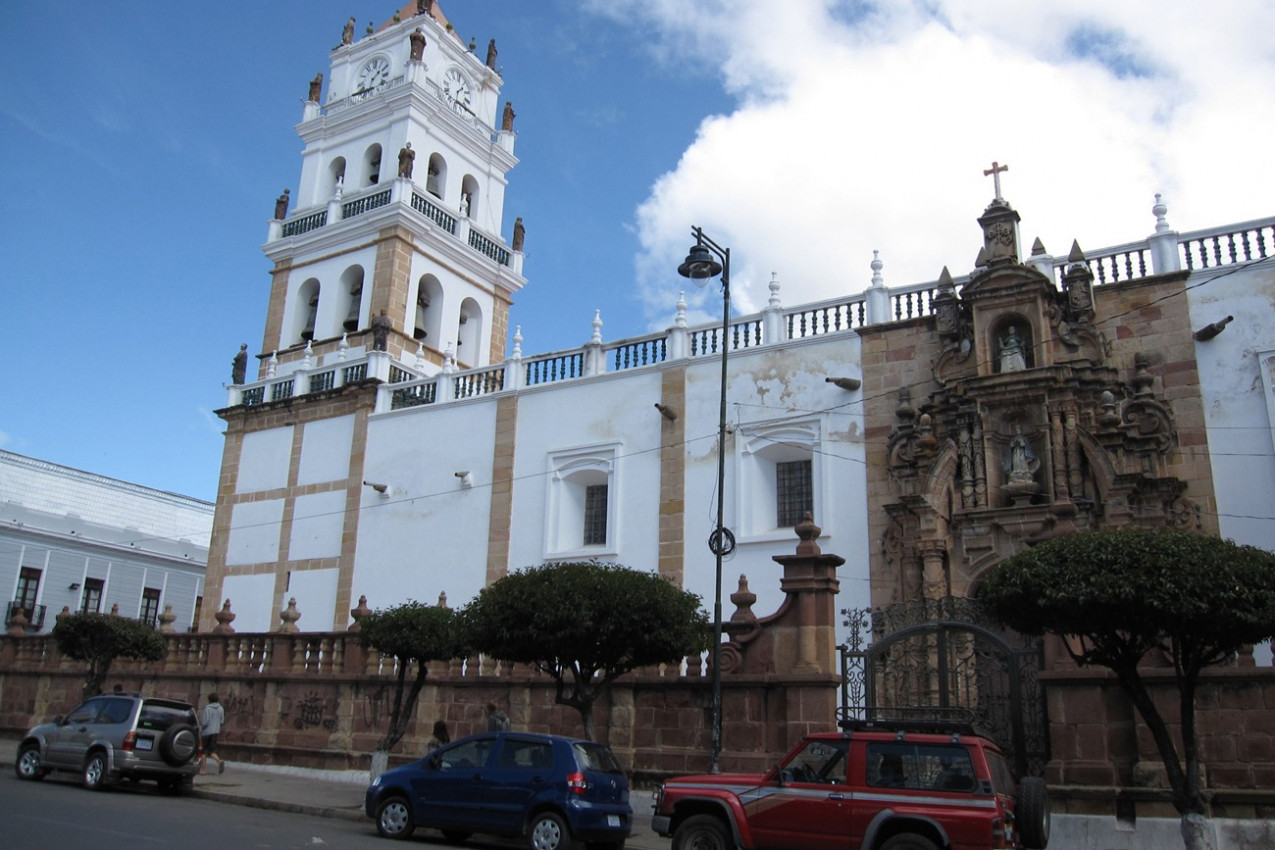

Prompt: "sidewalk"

[1,737,661,848]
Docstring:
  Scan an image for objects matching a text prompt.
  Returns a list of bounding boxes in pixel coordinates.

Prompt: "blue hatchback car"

[365,731,632,849]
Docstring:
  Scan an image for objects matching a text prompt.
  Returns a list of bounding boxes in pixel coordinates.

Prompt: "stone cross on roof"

[983,160,1009,201]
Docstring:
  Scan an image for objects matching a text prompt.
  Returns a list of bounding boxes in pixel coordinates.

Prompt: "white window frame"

[734,417,826,544]
[544,444,619,558]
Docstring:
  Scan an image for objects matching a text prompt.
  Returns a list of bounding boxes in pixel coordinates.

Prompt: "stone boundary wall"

[0,631,838,782]
[1042,663,1275,820]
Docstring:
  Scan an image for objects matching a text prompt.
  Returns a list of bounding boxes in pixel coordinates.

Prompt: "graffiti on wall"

[280,689,337,731]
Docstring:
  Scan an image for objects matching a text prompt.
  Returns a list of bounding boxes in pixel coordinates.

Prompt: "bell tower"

[204,2,526,633]
[260,1,524,376]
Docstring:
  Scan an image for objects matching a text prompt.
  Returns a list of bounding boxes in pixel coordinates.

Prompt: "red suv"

[652,719,1048,850]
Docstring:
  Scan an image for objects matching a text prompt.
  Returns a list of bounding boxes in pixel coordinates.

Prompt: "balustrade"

[525,352,583,386]
[455,366,506,399]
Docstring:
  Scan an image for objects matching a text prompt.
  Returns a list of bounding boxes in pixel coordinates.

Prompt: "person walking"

[486,702,510,732]
[200,693,227,775]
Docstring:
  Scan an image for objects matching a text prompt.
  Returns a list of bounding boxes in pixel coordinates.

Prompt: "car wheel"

[82,751,110,791]
[375,796,415,840]
[672,814,732,850]
[880,835,940,850]
[15,744,45,781]
[527,812,569,850]
[159,724,199,766]
[441,831,474,843]
[1017,776,1051,849]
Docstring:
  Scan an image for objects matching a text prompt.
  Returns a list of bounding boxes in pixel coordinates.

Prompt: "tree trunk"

[1180,812,1217,850]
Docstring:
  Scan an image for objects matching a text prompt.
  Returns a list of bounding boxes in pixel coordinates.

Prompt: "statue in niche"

[409,28,426,61]
[459,192,470,217]
[231,344,248,385]
[307,73,323,103]
[998,325,1027,372]
[372,310,392,351]
[1003,425,1040,486]
[397,143,415,178]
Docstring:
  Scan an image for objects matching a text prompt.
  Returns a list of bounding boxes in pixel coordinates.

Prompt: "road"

[0,771,564,850]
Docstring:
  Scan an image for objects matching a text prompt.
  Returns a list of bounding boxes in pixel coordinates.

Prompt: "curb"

[189,787,366,822]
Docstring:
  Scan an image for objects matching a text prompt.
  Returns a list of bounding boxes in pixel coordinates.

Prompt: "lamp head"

[678,242,723,284]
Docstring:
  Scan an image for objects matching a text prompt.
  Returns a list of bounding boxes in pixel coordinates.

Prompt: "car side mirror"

[53,715,64,725]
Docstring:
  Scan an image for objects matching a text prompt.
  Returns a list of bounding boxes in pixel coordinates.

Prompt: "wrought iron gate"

[840,597,1049,778]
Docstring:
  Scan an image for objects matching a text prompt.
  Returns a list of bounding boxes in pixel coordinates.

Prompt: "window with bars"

[583,484,608,546]
[81,578,105,614]
[140,588,162,627]
[776,459,813,527]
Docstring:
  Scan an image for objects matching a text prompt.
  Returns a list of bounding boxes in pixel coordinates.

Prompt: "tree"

[980,527,1275,850]
[462,561,711,740]
[52,612,167,702]
[357,601,467,777]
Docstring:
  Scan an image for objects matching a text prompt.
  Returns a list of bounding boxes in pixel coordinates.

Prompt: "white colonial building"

[1,450,212,635]
[201,1,1274,645]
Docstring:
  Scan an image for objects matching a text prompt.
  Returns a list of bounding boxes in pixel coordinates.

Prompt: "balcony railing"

[238,213,1275,419]
[6,602,46,630]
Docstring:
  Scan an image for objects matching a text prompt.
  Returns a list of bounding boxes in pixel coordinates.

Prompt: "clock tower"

[261,1,523,376]
[205,2,525,633]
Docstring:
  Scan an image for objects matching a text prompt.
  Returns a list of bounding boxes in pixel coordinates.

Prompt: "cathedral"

[201,0,1275,667]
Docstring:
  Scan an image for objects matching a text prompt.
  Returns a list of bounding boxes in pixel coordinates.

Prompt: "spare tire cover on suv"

[159,724,199,766]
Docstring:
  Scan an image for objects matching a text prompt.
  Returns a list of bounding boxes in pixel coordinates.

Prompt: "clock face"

[358,57,391,91]
[442,68,471,107]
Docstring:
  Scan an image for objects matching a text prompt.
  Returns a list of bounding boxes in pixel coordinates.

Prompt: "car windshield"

[573,742,623,773]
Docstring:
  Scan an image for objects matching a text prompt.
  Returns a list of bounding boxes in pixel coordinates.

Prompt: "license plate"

[136,738,153,751]
[607,816,621,828]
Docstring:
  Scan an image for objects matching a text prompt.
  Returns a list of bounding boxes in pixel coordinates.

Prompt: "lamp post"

[678,226,733,774]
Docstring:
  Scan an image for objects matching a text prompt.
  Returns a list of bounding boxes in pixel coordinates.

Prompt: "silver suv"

[15,693,202,794]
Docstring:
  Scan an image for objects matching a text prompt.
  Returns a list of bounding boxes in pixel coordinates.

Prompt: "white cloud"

[596,0,1275,330]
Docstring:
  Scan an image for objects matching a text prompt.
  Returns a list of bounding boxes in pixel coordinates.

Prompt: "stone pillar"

[918,540,947,600]
[770,513,845,675]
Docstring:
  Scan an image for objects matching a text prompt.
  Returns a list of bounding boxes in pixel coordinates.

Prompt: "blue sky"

[3,0,1273,503]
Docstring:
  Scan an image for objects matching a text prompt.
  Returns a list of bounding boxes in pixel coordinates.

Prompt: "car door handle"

[827,793,845,801]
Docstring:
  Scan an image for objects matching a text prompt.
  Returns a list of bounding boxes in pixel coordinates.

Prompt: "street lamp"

[678,226,733,774]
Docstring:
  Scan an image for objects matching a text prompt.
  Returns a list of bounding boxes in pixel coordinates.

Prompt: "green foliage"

[357,601,468,663]
[981,527,1275,825]
[357,601,466,754]
[462,561,711,737]
[981,527,1275,667]
[52,612,167,701]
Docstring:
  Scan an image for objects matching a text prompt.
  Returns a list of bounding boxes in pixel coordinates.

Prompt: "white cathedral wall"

[506,368,666,572]
[1189,259,1275,552]
[351,400,501,614]
[221,571,279,634]
[1189,258,1275,665]
[679,337,873,629]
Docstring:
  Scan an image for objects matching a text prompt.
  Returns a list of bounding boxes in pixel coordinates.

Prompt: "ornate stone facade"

[863,195,1216,606]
